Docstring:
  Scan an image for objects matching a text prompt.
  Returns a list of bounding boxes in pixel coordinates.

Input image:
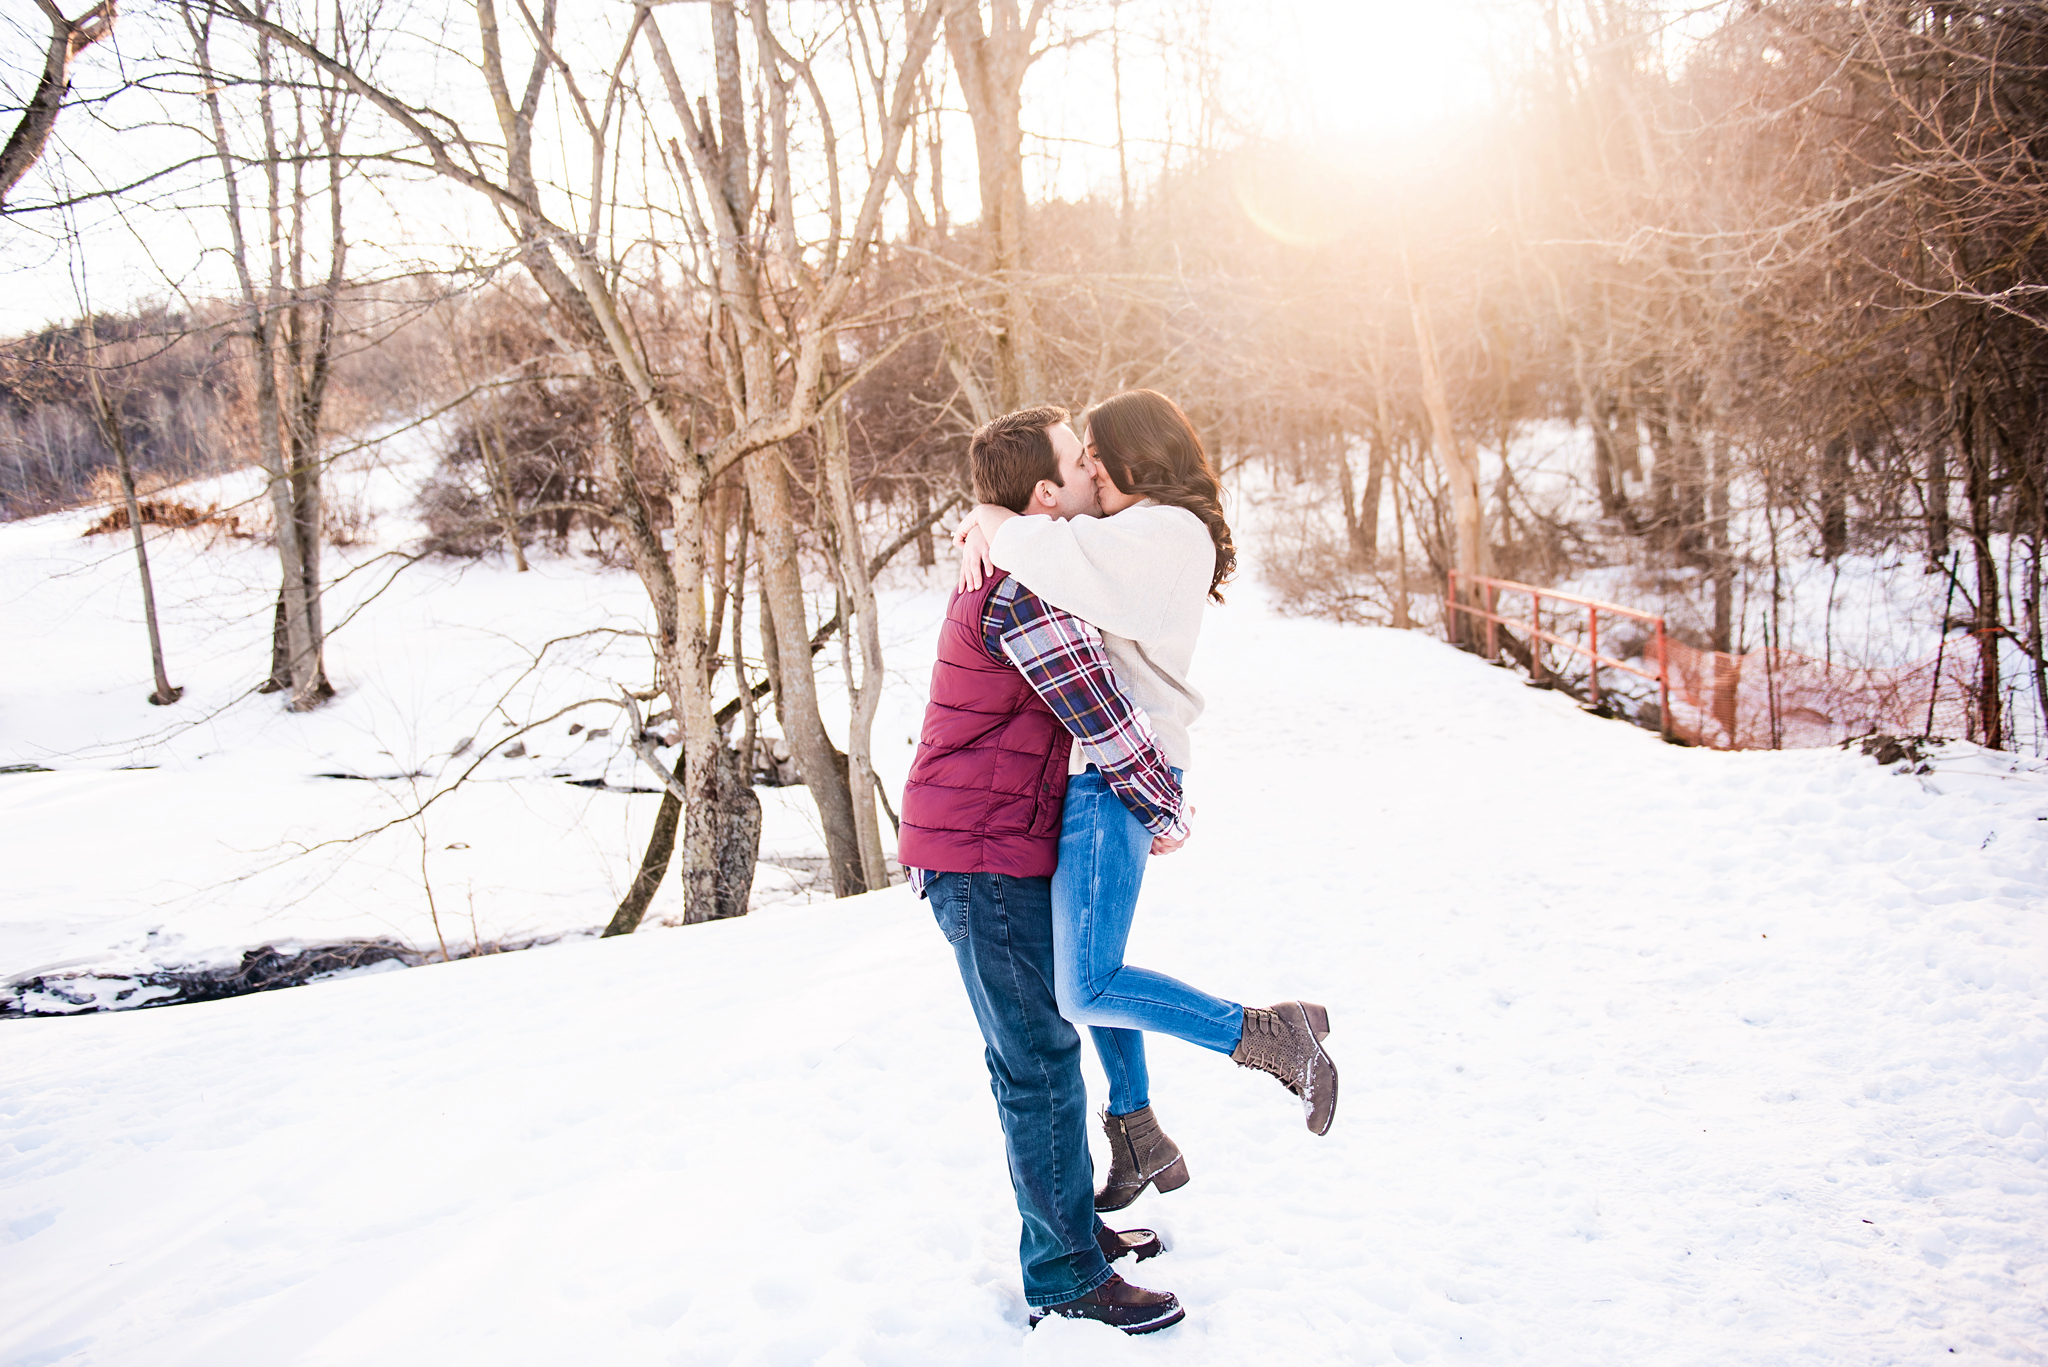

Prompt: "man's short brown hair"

[970,405,1070,512]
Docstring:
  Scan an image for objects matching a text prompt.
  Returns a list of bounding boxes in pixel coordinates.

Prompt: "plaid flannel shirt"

[985,576,1189,842]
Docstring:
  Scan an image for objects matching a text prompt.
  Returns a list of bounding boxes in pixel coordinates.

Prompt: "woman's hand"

[971,502,1018,543]
[1150,828,1189,856]
[957,521,995,593]
[952,503,1011,541]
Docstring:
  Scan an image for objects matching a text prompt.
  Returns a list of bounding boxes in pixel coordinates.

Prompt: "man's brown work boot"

[1093,1104,1190,1212]
[1095,1223,1163,1263]
[1029,1275,1184,1334]
[1232,1000,1338,1135]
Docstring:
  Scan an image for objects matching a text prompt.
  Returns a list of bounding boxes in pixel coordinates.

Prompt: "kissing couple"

[898,390,1339,1335]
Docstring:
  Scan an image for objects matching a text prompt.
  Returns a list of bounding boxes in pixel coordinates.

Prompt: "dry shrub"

[324,497,373,547]
[83,499,243,537]
[1259,500,1430,627]
[420,380,607,558]
[85,467,176,503]
[321,456,377,547]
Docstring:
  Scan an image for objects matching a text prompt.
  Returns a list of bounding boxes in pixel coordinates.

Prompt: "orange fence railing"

[1445,570,1996,750]
[1446,571,1673,741]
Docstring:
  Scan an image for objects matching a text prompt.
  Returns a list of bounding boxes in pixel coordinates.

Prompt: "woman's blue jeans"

[1051,768,1245,1116]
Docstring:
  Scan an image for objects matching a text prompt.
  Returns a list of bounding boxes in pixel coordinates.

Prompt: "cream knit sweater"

[989,499,1212,772]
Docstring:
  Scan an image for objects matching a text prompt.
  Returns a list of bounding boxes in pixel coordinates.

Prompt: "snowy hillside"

[0,443,940,1004]
[4,458,2047,1363]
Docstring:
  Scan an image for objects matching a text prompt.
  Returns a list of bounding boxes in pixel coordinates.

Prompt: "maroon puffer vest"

[898,572,1072,877]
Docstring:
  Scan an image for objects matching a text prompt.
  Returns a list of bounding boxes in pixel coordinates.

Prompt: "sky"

[0,0,1514,337]
[1011,0,1510,207]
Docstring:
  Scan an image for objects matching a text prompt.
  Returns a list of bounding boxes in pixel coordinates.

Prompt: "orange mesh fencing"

[1658,637,1988,751]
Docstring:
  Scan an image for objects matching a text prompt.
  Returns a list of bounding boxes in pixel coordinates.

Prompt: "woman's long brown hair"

[1084,389,1237,603]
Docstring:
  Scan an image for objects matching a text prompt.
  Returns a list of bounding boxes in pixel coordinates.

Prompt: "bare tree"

[945,0,1051,409]
[185,0,352,709]
[648,0,944,897]
[0,1,115,209]
[211,0,945,911]
[78,311,180,704]
[1405,270,1487,609]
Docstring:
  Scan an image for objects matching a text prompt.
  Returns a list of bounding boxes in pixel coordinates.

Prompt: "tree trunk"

[608,732,762,934]
[732,489,762,787]
[707,743,763,920]
[913,483,937,566]
[743,444,867,895]
[707,482,733,661]
[477,420,529,571]
[557,257,744,926]
[1960,394,2003,748]
[1610,399,1642,480]
[569,259,744,926]
[280,445,332,700]
[1407,282,1487,595]
[2028,477,2046,751]
[1673,400,1706,561]
[1591,391,1635,523]
[1927,398,1953,563]
[1708,432,1734,653]
[1820,434,1850,561]
[277,70,343,703]
[665,441,740,922]
[1391,442,1414,630]
[945,1,1044,409]
[603,783,681,937]
[1645,402,1675,547]
[758,572,786,726]
[818,388,891,890]
[1336,432,1378,567]
[470,0,745,924]
[187,11,325,711]
[81,320,180,706]
[1358,431,1386,563]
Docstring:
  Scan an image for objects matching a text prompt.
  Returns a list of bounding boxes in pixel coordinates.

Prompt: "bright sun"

[1239,0,1504,138]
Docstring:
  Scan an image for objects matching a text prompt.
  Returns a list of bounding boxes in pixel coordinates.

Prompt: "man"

[899,405,1188,1335]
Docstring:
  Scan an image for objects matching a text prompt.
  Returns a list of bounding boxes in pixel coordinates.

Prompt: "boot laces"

[1238,1007,1298,1077]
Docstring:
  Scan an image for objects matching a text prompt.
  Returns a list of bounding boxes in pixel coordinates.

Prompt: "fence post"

[1486,583,1499,661]
[1588,605,1600,705]
[1655,617,1673,742]
[1531,592,1545,683]
[1446,570,1458,647]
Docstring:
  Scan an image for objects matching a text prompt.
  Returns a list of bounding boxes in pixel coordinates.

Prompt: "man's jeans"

[928,870,1115,1308]
[1051,768,1245,1117]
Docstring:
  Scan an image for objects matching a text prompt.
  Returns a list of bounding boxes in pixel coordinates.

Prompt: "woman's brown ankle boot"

[1232,1001,1339,1135]
[1094,1104,1191,1212]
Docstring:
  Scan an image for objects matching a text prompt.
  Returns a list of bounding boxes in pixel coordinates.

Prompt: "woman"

[957,389,1338,1214]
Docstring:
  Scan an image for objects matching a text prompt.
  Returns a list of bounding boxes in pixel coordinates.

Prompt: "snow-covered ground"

[4,454,2047,1363]
[0,444,939,999]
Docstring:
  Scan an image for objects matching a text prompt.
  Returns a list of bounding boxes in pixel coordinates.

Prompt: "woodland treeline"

[2,1,2043,925]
